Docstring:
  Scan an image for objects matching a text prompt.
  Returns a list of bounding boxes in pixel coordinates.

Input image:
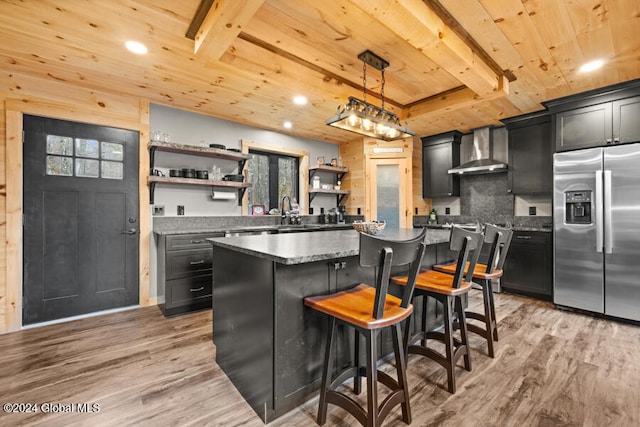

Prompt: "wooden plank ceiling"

[0,0,638,144]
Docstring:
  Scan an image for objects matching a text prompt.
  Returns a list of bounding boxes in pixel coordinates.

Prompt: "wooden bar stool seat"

[433,224,513,358]
[391,227,483,394]
[304,229,427,427]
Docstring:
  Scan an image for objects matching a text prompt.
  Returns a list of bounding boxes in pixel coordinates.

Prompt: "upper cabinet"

[421,131,462,198]
[502,111,552,195]
[545,80,640,152]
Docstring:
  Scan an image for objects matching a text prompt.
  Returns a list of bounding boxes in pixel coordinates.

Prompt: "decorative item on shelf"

[196,170,208,180]
[251,204,266,215]
[331,158,338,167]
[209,143,226,150]
[326,50,415,141]
[316,156,325,165]
[169,169,182,177]
[312,175,320,189]
[352,220,386,235]
[321,184,332,190]
[334,180,341,190]
[182,168,195,178]
[223,174,244,182]
[210,165,223,181]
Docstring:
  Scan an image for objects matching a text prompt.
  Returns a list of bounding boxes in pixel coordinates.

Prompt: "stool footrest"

[325,391,367,426]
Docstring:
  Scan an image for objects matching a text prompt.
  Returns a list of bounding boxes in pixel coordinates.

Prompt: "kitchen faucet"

[281,195,292,225]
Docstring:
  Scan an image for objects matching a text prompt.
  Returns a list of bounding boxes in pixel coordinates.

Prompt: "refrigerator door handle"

[603,170,613,254]
[595,170,604,253]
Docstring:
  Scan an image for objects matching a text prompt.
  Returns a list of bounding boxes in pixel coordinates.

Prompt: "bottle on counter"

[429,209,437,224]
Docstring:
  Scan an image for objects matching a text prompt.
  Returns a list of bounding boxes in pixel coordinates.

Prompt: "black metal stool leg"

[392,322,411,424]
[443,296,456,394]
[455,295,472,372]
[354,328,362,395]
[365,330,379,427]
[482,280,496,358]
[488,282,499,341]
[318,317,336,425]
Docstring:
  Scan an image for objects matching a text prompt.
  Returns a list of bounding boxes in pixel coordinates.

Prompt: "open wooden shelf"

[148,141,249,161]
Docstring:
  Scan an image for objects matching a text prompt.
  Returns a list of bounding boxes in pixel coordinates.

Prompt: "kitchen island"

[208,228,451,423]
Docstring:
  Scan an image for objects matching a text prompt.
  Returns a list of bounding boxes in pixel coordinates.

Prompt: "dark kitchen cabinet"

[422,131,462,198]
[501,231,552,301]
[502,111,553,194]
[544,80,640,152]
[157,232,224,316]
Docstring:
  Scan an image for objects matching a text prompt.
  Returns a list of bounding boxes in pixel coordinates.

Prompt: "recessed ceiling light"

[293,96,307,105]
[579,60,604,73]
[283,121,292,129]
[125,40,148,55]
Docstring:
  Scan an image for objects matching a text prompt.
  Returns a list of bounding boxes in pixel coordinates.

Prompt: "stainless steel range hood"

[448,126,508,175]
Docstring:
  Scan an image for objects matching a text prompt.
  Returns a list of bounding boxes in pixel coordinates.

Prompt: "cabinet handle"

[190,240,204,244]
[190,286,205,292]
[333,261,347,270]
[190,260,205,265]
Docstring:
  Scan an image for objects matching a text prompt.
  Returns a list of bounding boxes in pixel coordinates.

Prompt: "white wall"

[148,104,341,299]
[149,103,341,217]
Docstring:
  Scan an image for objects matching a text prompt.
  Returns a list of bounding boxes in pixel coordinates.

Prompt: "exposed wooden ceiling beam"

[351,0,508,98]
[188,0,265,59]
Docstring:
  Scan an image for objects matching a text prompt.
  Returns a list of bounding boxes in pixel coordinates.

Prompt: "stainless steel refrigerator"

[553,144,640,322]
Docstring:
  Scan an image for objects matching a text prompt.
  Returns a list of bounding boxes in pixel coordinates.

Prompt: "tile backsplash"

[424,172,552,228]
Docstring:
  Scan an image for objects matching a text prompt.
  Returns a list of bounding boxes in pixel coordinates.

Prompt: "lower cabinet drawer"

[166,275,212,309]
[166,249,213,280]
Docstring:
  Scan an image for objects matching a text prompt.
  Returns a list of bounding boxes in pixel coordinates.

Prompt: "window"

[247,150,299,212]
[45,134,124,179]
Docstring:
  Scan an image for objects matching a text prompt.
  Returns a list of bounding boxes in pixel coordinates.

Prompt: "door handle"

[120,228,137,235]
[595,171,603,253]
[604,170,612,254]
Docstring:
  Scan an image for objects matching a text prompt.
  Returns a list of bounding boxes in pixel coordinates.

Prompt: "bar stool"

[433,224,513,357]
[391,226,483,394]
[304,229,427,427]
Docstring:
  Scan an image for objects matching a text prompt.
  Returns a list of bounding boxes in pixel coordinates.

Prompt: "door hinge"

[22,130,25,143]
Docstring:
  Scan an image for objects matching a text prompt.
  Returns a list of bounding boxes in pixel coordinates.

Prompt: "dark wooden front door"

[23,115,139,325]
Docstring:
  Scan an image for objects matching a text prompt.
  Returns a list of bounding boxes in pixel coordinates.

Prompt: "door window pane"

[101,141,124,161]
[46,156,73,176]
[46,135,73,155]
[75,138,99,158]
[101,161,123,179]
[75,158,99,178]
[376,164,400,229]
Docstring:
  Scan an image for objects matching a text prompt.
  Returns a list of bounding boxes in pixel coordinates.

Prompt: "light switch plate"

[529,206,536,216]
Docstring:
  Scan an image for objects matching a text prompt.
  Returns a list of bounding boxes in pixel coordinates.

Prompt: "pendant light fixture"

[326,50,415,141]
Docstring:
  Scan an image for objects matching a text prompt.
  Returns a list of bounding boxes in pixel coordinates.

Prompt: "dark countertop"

[153,223,353,236]
[208,228,451,265]
[417,223,552,233]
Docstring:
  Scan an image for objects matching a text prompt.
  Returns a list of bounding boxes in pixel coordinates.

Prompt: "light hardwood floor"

[1,291,638,427]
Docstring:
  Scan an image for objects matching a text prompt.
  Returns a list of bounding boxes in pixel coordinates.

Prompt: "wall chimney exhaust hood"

[447,126,508,175]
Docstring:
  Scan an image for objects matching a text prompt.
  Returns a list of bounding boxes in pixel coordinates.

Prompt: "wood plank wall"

[0,71,431,334]
[0,71,151,334]
[340,136,430,221]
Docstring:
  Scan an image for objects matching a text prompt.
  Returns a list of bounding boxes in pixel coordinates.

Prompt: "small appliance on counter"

[337,205,346,223]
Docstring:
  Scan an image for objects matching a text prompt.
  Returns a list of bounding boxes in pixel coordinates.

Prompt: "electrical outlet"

[529,206,537,216]
[445,207,451,215]
[153,205,165,216]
